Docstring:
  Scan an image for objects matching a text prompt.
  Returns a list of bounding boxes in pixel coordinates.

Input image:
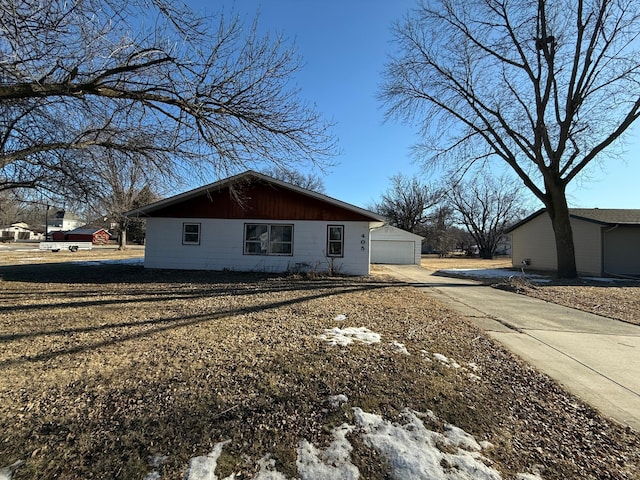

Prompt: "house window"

[327,225,344,257]
[244,224,293,255]
[183,223,201,245]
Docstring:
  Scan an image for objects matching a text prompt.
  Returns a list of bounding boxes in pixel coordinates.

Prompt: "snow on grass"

[174,401,543,480]
[354,408,502,480]
[4,401,542,480]
[441,268,550,282]
[296,424,359,480]
[73,258,144,266]
[318,327,381,347]
[328,394,349,409]
[333,314,347,321]
[390,341,410,355]
[0,461,24,480]
[184,440,230,480]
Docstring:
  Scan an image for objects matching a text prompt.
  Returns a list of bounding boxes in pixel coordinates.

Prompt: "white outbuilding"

[370,225,423,265]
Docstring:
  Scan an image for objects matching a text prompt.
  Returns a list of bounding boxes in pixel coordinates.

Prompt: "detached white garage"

[371,225,423,265]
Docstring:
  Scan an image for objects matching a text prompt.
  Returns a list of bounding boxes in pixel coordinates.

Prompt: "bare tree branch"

[0,0,336,201]
[381,0,640,277]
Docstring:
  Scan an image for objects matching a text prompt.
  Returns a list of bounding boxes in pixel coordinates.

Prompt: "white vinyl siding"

[143,218,373,275]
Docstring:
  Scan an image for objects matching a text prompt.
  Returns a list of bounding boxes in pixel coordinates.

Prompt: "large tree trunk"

[545,184,577,278]
[118,224,128,251]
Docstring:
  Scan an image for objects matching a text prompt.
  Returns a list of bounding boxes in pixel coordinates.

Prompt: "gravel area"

[0,250,638,479]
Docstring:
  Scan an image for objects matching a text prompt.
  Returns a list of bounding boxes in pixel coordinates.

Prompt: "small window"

[183,223,200,245]
[244,224,293,255]
[327,225,344,257]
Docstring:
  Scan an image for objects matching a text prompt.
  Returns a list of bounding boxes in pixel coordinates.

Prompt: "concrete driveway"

[375,264,640,431]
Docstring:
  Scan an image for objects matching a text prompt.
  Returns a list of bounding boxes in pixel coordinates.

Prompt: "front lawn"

[0,260,638,479]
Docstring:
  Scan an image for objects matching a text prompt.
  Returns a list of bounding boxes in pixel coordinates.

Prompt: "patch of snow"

[479,440,494,450]
[296,424,359,480]
[143,472,161,480]
[353,408,502,480]
[333,314,347,321]
[74,258,144,266]
[184,440,230,480]
[182,407,543,480]
[318,327,381,347]
[444,424,482,451]
[441,268,550,282]
[420,350,433,362]
[433,353,449,363]
[0,461,24,480]
[390,341,410,355]
[582,277,622,283]
[328,394,349,408]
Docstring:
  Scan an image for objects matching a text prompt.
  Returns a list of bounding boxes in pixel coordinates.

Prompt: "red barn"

[62,227,111,245]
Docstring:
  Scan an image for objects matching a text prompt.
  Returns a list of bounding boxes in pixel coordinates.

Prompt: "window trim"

[244,223,294,256]
[182,222,201,245]
[327,225,344,258]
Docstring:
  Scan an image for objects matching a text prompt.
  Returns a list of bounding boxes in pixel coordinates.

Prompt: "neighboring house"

[47,210,83,232]
[507,208,640,277]
[0,222,41,242]
[467,234,512,257]
[53,227,111,245]
[126,171,386,275]
[370,225,423,265]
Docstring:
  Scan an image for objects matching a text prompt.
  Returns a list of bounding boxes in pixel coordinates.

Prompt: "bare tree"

[261,167,327,193]
[373,173,444,232]
[0,1,335,201]
[381,0,640,277]
[90,150,164,249]
[448,174,528,259]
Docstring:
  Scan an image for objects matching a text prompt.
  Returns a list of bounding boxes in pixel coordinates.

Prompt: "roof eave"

[125,170,386,222]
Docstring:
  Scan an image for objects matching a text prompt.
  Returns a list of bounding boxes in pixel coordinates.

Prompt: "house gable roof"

[371,225,424,240]
[126,170,386,222]
[507,208,640,232]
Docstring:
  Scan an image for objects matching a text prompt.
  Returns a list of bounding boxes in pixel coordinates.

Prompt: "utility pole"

[45,204,50,240]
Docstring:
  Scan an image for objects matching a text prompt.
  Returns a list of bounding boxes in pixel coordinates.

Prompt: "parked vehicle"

[39,242,92,252]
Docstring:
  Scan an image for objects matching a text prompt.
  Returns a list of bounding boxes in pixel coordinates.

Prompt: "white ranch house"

[127,171,389,275]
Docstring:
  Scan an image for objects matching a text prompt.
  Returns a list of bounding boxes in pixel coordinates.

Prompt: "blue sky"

[189,0,640,210]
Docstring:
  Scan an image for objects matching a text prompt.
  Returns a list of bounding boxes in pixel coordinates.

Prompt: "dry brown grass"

[420,254,512,271]
[0,249,639,479]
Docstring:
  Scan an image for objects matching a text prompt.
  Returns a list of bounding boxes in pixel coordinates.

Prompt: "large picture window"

[183,223,201,245]
[244,224,293,255]
[327,225,344,257]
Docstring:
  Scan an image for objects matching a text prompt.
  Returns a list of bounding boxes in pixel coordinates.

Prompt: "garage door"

[371,240,415,264]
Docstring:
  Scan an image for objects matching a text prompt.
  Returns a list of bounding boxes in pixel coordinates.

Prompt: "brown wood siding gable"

[147,182,375,221]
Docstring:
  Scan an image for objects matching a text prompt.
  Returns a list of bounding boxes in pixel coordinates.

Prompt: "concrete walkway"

[375,264,640,431]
